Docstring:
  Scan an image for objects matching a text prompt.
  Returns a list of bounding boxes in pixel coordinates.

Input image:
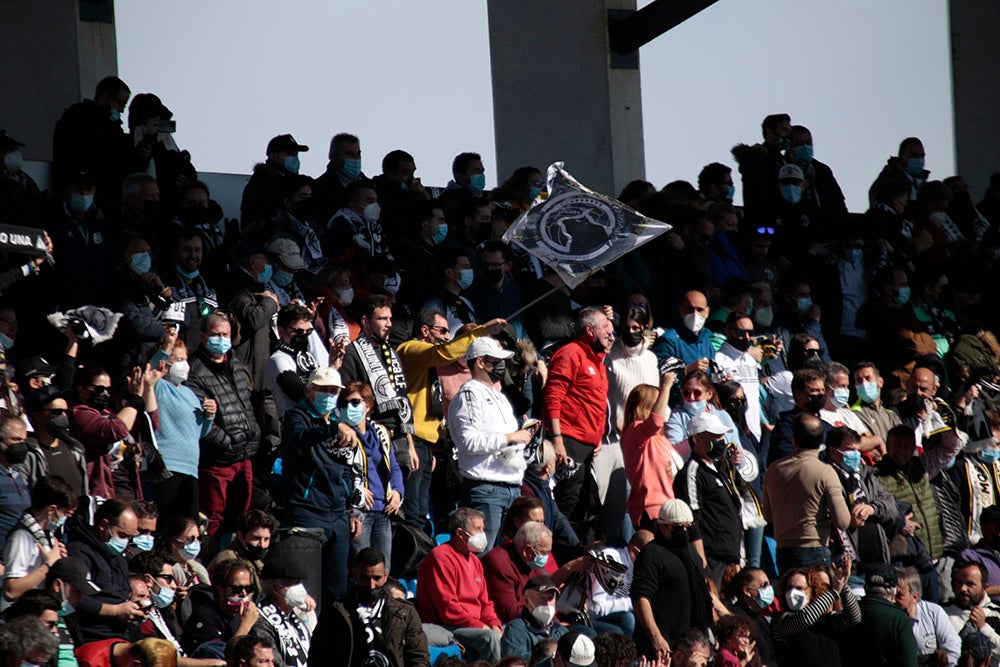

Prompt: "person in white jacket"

[448,336,538,550]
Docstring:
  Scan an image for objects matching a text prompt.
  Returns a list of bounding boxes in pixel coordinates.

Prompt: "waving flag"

[502,162,672,288]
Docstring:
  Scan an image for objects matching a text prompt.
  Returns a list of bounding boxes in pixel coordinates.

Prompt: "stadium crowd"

[2,75,1000,667]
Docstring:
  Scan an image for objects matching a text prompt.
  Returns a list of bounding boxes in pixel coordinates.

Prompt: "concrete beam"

[949,0,1000,190]
[0,0,117,161]
[487,0,644,197]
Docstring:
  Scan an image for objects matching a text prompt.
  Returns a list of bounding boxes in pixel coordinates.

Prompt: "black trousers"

[553,436,598,539]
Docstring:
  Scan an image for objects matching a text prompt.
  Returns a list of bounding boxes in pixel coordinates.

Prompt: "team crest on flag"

[503,162,672,288]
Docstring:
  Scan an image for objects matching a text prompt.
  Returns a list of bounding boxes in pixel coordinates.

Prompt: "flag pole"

[505,283,566,321]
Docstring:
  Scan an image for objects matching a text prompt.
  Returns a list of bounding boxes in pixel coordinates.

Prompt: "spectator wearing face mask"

[393,201,448,309]
[313,133,365,226]
[868,137,930,209]
[208,510,278,593]
[416,508,502,663]
[240,134,309,230]
[0,129,46,229]
[731,113,792,221]
[0,414,32,555]
[19,387,88,498]
[714,312,764,440]
[251,560,311,667]
[606,305,660,444]
[128,551,184,652]
[851,362,902,443]
[125,93,196,207]
[323,180,389,271]
[66,499,144,642]
[500,575,568,661]
[819,363,885,456]
[1,476,75,611]
[651,291,714,373]
[422,250,478,335]
[266,304,329,420]
[372,149,428,239]
[148,330,214,520]
[244,176,325,277]
[181,559,258,657]
[769,369,833,465]
[726,568,777,667]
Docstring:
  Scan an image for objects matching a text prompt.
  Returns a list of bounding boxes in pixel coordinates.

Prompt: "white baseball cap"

[686,411,733,438]
[307,367,343,389]
[465,337,514,361]
[658,499,694,525]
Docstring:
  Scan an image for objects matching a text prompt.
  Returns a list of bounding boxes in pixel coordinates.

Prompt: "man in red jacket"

[416,507,502,662]
[543,306,614,535]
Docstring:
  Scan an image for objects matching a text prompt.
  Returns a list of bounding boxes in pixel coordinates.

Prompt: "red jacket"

[416,541,501,629]
[70,403,132,498]
[76,639,128,667]
[542,338,608,446]
[482,540,558,622]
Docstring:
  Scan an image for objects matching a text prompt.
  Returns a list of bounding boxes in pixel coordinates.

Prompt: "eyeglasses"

[755,226,776,235]
[42,619,58,631]
[227,585,254,595]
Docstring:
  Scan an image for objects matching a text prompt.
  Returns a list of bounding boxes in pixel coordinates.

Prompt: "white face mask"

[363,202,381,224]
[785,588,808,611]
[683,312,706,334]
[531,603,556,626]
[283,582,308,608]
[466,531,489,553]
[381,273,401,295]
[3,149,24,174]
[168,360,190,383]
[336,287,354,306]
[754,306,774,328]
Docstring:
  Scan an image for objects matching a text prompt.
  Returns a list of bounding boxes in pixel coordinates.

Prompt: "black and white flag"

[502,162,671,288]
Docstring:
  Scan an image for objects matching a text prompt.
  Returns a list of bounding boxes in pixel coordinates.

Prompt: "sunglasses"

[157,573,176,584]
[46,408,67,416]
[344,398,364,407]
[804,348,824,357]
[755,226,776,235]
[227,585,254,595]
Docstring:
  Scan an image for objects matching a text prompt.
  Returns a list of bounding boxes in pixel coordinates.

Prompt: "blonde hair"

[624,384,659,425]
[135,638,178,667]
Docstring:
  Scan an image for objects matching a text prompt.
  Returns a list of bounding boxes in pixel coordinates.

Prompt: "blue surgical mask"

[342,402,366,426]
[469,173,486,194]
[205,335,232,356]
[756,584,775,609]
[793,145,814,164]
[110,108,121,122]
[725,185,735,201]
[177,265,200,280]
[59,599,75,617]
[312,392,338,415]
[846,248,862,263]
[831,388,850,408]
[130,251,152,275]
[432,223,448,245]
[683,400,707,415]
[905,157,925,176]
[0,332,13,350]
[531,552,548,570]
[457,268,474,290]
[894,287,911,305]
[945,456,957,470]
[69,193,94,213]
[181,539,201,560]
[343,158,362,179]
[979,449,1000,465]
[796,297,813,314]
[50,513,66,530]
[856,381,880,404]
[272,269,293,287]
[840,449,862,472]
[105,535,130,556]
[528,186,543,201]
[780,184,802,205]
[133,534,155,552]
[151,583,175,608]
[283,156,300,174]
[257,263,273,284]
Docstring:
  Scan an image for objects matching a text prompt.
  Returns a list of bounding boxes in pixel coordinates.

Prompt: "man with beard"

[310,547,429,667]
[631,499,712,663]
[944,561,1000,660]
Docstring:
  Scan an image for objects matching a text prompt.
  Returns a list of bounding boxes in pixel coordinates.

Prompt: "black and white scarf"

[353,335,414,434]
[275,342,318,380]
[17,511,55,549]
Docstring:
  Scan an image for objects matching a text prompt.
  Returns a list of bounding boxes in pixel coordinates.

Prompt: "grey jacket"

[15,435,88,493]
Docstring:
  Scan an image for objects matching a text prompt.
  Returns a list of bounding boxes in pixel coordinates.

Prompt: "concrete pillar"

[0,0,117,161]
[949,0,1000,190]
[487,0,644,197]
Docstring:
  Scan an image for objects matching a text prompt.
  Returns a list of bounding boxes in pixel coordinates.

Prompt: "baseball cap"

[266,238,307,271]
[260,559,308,582]
[524,574,560,595]
[465,337,514,361]
[686,412,733,438]
[17,356,54,379]
[46,557,101,594]
[658,498,694,525]
[865,569,898,589]
[778,164,804,182]
[307,367,343,389]
[25,385,66,413]
[557,632,595,667]
[267,134,309,154]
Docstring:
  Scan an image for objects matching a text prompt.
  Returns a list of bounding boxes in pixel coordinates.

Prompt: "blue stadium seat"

[434,534,449,546]
[429,645,462,665]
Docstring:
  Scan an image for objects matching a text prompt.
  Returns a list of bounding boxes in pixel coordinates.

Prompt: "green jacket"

[842,595,918,667]
[876,457,944,558]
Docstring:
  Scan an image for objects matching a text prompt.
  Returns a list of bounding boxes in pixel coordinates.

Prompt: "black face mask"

[708,438,728,460]
[48,415,70,433]
[621,330,644,348]
[730,338,752,352]
[483,268,505,286]
[666,527,690,548]
[179,205,211,227]
[244,544,269,561]
[289,334,309,352]
[291,200,313,222]
[3,441,28,465]
[141,200,169,223]
[356,585,384,604]
[805,393,826,414]
[487,360,507,384]
[88,388,112,411]
[726,399,747,420]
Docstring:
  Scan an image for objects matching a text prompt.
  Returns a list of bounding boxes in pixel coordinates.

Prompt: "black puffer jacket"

[187,346,260,466]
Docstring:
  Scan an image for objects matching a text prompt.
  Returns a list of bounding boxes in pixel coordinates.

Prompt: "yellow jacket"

[396,325,486,443]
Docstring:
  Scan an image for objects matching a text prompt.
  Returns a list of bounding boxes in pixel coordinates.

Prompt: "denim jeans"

[459,479,521,550]
[402,438,434,533]
[352,511,392,564]
[776,545,831,574]
[450,627,501,663]
[745,525,765,568]
[594,610,636,638]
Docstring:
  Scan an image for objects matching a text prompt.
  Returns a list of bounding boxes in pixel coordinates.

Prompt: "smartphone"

[159,120,176,134]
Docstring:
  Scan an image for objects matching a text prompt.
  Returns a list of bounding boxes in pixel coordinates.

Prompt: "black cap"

[46,557,101,594]
[128,93,173,123]
[69,169,97,188]
[524,574,559,595]
[865,569,898,589]
[25,385,65,413]
[0,130,25,151]
[260,559,308,582]
[17,356,54,380]
[266,134,308,154]
[231,240,270,260]
[981,505,1000,528]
